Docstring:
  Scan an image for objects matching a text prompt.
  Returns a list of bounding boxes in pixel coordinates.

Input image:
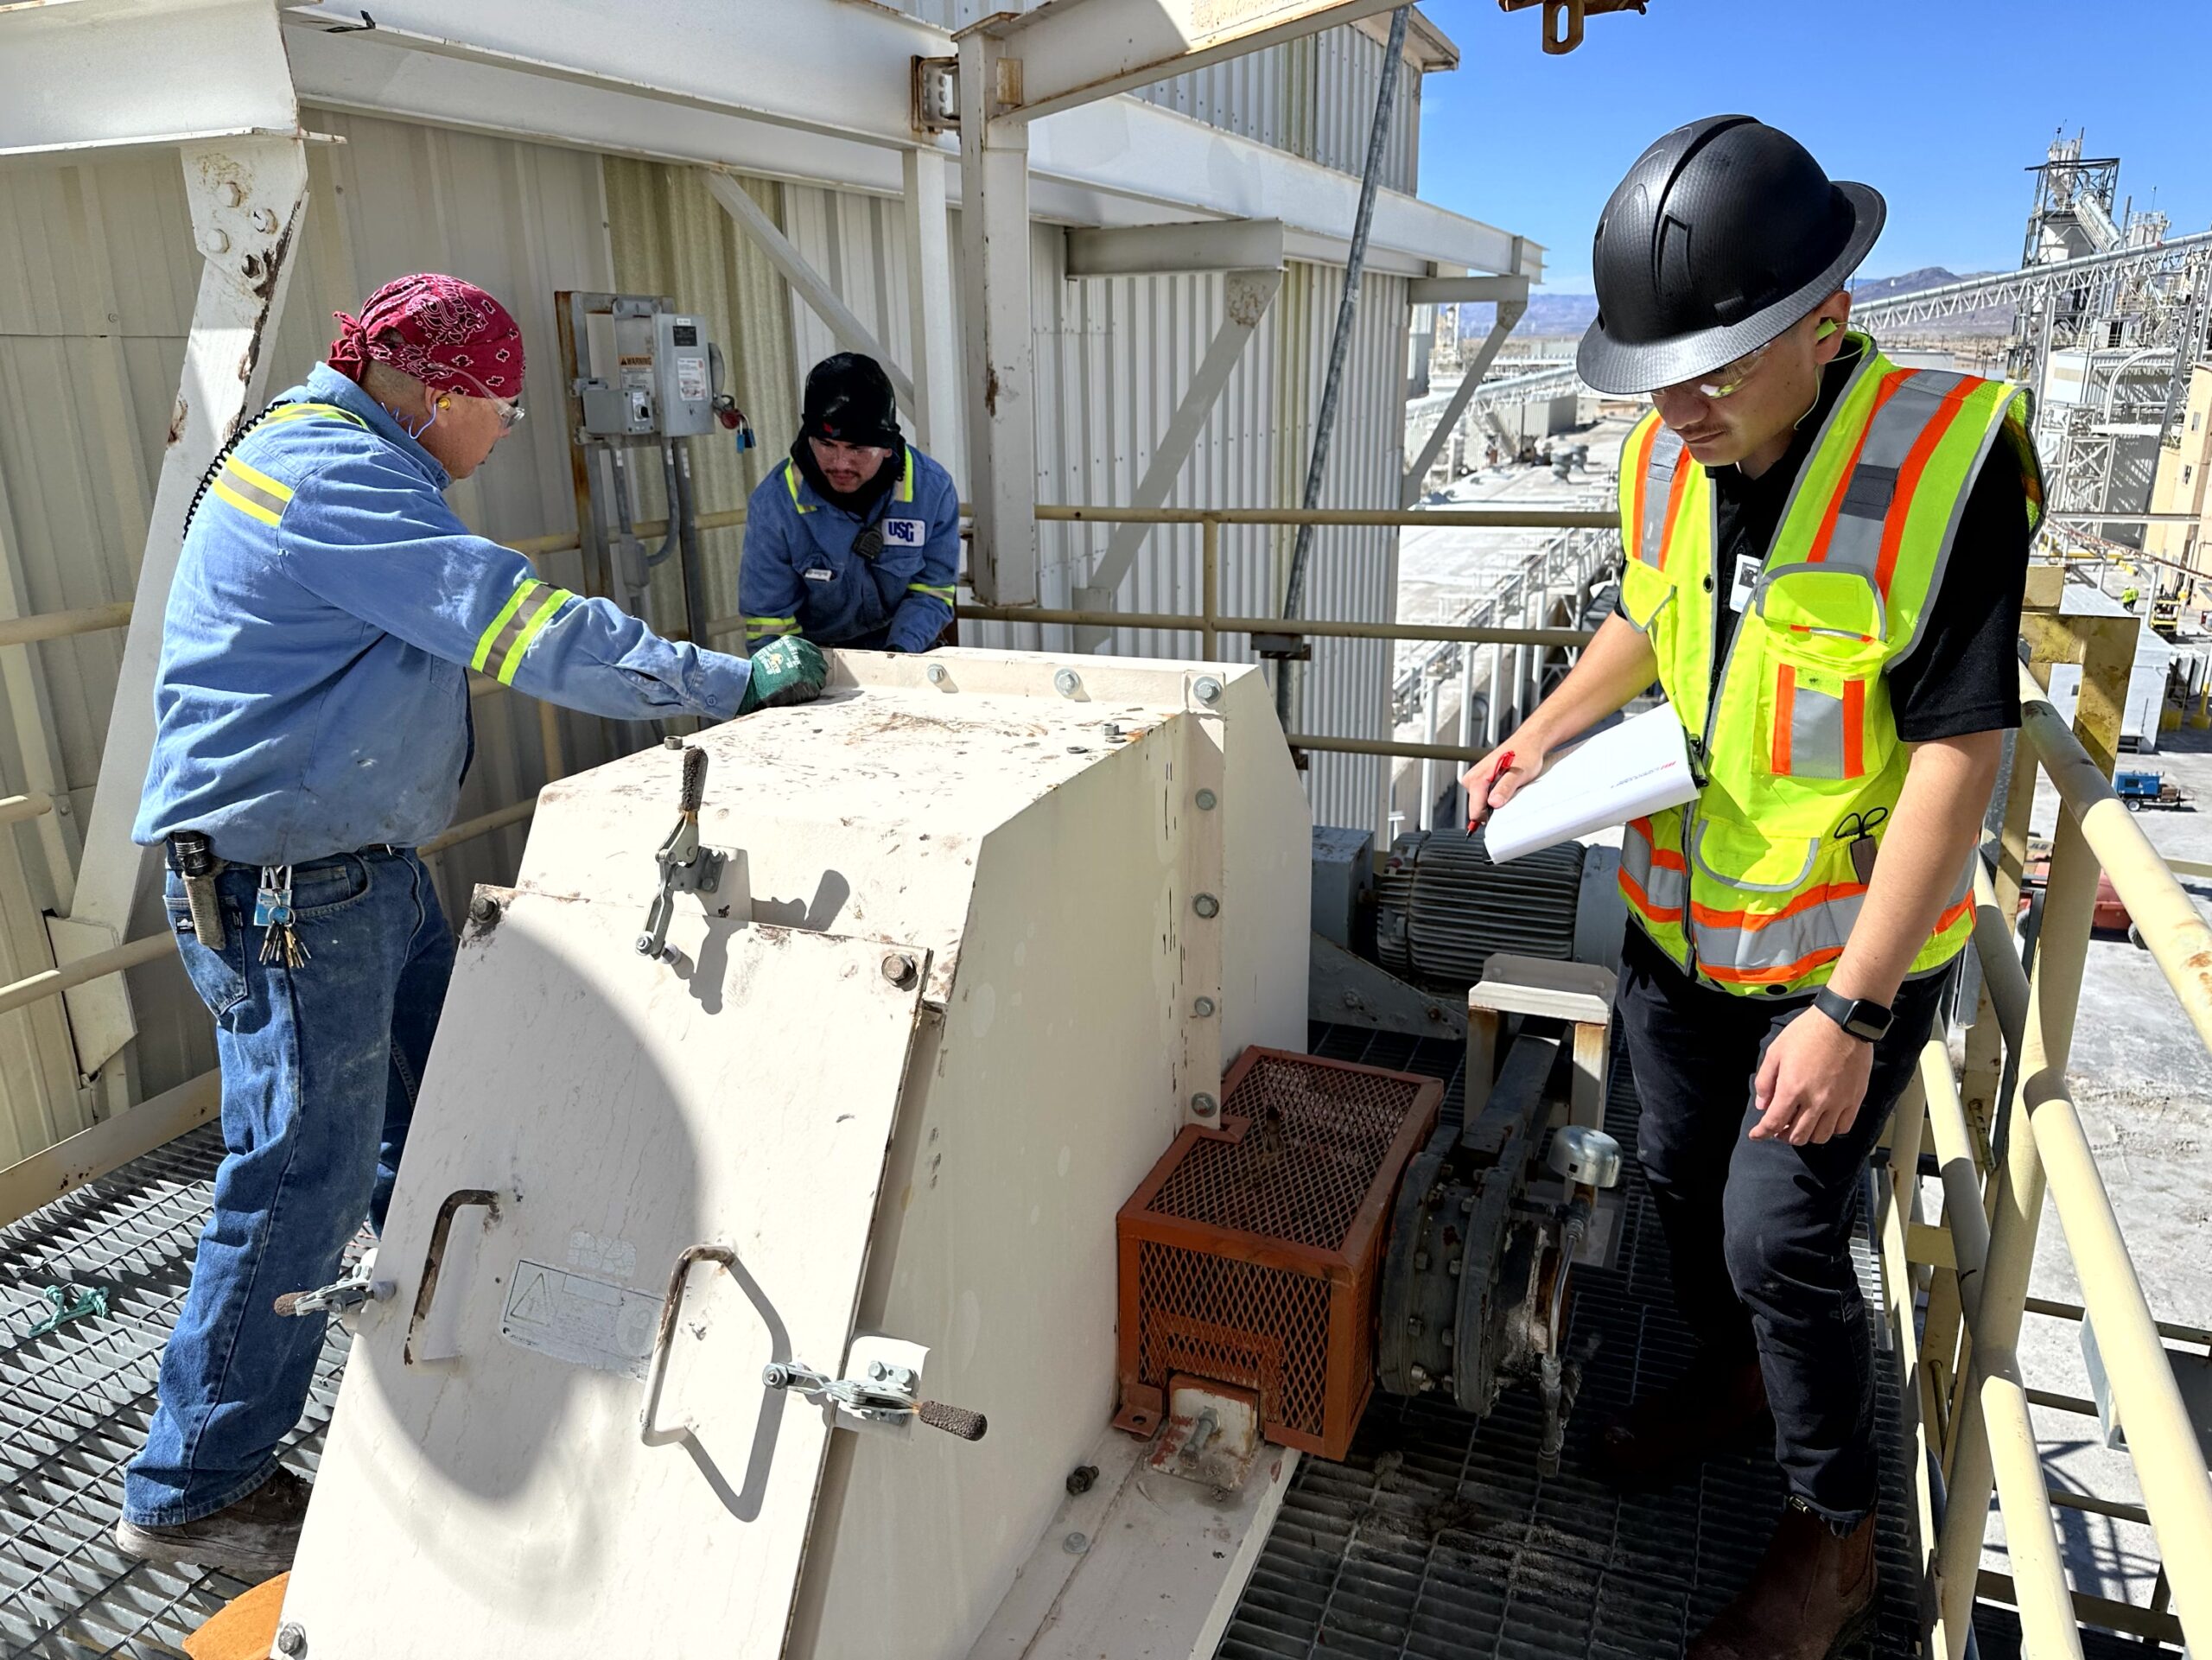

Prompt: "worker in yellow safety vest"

[1464,118,2040,1660]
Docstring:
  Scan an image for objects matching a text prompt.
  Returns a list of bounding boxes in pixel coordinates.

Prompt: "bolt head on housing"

[1192,996,1217,1018]
[1194,788,1217,811]
[1190,1093,1217,1117]
[882,953,919,989]
[1193,676,1224,705]
[1054,668,1082,697]
[1192,894,1220,919]
[468,894,500,925]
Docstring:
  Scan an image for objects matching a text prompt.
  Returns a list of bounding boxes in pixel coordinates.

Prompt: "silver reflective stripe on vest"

[1639,427,1684,568]
[1817,370,1968,579]
[1622,818,1688,914]
[1691,889,1865,978]
[1789,679,1847,779]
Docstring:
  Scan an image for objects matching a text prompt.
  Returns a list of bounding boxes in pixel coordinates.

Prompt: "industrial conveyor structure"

[272,651,1313,1657]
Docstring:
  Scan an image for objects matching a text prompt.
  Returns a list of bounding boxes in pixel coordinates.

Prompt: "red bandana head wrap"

[327,274,524,400]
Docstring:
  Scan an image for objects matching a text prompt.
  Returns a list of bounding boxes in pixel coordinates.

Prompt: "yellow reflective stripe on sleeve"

[260,401,368,429]
[745,616,800,639]
[906,582,954,601]
[208,476,283,527]
[896,449,914,503]
[222,455,294,504]
[471,580,542,673]
[495,584,572,686]
[784,460,815,513]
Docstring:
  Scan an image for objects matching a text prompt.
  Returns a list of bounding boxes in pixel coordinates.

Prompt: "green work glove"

[738,637,829,715]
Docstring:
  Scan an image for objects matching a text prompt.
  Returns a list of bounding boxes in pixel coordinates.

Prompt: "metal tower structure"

[1855,135,2212,549]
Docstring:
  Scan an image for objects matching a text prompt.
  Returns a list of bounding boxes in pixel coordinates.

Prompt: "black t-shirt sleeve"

[1884,444,2034,743]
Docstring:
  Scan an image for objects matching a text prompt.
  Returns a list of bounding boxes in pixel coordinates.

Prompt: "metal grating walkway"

[0,1125,346,1659]
[1218,1023,1924,1660]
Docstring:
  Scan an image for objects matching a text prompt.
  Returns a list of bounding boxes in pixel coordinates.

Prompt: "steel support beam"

[1407,275,1531,305]
[55,136,313,1082]
[0,0,297,158]
[702,170,917,412]
[900,148,962,455]
[966,0,1407,124]
[1065,219,1287,277]
[1082,268,1285,631]
[1402,289,1528,506]
[958,29,1039,607]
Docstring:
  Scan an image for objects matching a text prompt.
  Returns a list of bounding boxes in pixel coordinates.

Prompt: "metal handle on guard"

[917,1400,988,1441]
[640,1243,737,1444]
[403,1188,499,1365]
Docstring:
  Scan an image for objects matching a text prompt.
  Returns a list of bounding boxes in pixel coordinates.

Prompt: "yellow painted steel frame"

[1889,592,2212,1659]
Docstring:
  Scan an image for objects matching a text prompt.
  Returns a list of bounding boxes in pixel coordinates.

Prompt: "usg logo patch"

[881,518,925,548]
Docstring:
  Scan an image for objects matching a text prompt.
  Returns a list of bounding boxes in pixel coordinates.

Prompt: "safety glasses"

[1664,319,1839,401]
[493,398,525,433]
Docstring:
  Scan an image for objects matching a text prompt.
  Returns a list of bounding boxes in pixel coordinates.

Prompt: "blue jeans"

[124,848,453,1526]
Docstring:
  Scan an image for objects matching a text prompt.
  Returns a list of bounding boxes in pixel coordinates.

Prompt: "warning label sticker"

[676,353,709,403]
[500,1258,664,1380]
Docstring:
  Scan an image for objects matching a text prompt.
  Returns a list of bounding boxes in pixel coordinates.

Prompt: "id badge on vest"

[1726,553,1760,614]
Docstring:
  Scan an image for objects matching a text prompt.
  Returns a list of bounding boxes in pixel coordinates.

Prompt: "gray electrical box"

[654,314,713,437]
[575,297,715,439]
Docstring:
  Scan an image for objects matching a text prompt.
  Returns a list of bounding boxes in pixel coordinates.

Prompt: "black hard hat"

[801,353,901,448]
[1576,116,1885,396]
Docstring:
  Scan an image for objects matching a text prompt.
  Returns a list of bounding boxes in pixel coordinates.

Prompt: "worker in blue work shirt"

[117,274,827,1579]
[740,353,962,653]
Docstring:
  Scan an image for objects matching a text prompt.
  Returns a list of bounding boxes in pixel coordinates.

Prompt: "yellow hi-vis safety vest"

[1613,334,2042,996]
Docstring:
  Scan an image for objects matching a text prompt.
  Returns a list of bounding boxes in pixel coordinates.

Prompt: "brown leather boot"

[1592,1353,1768,1489]
[1688,1500,1878,1660]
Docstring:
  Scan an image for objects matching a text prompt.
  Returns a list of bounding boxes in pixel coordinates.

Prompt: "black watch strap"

[1814,987,1892,1044]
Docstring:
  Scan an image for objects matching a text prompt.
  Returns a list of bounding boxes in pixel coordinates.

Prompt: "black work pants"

[1616,925,1954,1523]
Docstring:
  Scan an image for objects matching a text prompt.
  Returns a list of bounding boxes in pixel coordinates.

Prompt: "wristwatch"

[1814,987,1893,1044]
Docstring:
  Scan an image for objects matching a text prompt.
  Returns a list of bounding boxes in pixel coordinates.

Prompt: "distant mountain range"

[1444,266,2015,343]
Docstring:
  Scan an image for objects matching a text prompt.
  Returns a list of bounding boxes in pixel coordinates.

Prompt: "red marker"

[1467,749,1516,838]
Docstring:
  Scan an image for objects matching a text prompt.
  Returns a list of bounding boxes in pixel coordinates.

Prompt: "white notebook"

[1483,703,1701,864]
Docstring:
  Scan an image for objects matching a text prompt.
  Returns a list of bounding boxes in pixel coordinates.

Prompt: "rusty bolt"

[219,181,245,208]
[1192,894,1220,919]
[275,1625,308,1657]
[881,953,919,989]
[252,207,279,233]
[1065,1463,1100,1496]
[467,894,500,925]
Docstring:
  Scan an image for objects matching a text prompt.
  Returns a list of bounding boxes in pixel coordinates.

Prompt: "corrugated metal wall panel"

[1131,24,1418,193]
[0,112,618,1132]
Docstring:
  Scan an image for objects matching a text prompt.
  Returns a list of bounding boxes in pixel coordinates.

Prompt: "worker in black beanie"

[740,353,962,652]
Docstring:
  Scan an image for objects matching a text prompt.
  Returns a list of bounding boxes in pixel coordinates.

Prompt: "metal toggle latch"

[273,1253,394,1320]
[636,743,728,964]
[761,1359,988,1441]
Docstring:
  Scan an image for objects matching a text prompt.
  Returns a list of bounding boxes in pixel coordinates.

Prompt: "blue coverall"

[124,363,755,1528]
[740,446,960,652]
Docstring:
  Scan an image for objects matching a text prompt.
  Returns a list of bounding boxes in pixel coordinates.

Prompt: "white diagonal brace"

[56,134,313,1081]
[1401,289,1527,507]
[1089,267,1283,598]
[702,169,918,411]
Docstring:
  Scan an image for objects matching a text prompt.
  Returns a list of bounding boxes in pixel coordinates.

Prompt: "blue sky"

[1415,0,2212,293]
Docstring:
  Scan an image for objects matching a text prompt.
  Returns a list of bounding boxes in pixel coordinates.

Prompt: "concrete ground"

[1979,701,2212,1625]
[1387,417,1635,835]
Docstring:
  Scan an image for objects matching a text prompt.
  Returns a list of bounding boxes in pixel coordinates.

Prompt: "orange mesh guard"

[1114,1048,1442,1461]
